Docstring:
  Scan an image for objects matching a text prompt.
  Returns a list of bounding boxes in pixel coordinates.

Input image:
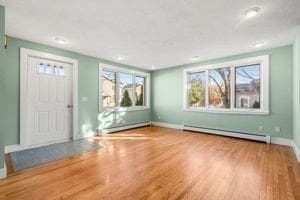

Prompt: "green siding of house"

[0,5,5,168]
[294,32,300,147]
[151,45,293,139]
[4,36,150,146]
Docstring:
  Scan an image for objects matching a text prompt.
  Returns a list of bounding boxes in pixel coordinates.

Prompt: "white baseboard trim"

[270,138,300,162]
[151,121,184,130]
[292,142,300,162]
[100,122,151,134]
[5,144,21,154]
[73,131,97,140]
[270,137,293,146]
[0,162,7,179]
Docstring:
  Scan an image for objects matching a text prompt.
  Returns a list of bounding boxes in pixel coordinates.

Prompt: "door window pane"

[188,72,206,107]
[120,73,133,107]
[54,66,65,76]
[135,76,145,106]
[209,67,231,108]
[37,63,52,75]
[102,71,116,107]
[235,64,260,109]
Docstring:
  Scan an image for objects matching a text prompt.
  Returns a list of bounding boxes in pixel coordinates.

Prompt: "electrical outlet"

[275,126,281,133]
[258,126,264,133]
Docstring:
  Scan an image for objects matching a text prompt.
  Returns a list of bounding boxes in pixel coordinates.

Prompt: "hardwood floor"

[1,126,300,200]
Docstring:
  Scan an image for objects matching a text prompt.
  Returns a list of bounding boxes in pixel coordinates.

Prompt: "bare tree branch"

[240,69,254,80]
[209,75,225,96]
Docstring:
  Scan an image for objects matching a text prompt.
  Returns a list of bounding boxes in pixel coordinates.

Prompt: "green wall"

[0,6,5,168]
[151,45,294,139]
[4,36,150,146]
[294,32,300,147]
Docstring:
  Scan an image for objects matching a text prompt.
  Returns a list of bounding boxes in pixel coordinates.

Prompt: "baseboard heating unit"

[99,122,151,134]
[183,125,271,143]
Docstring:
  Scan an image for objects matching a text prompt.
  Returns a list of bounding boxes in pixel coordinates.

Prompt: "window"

[37,63,52,75]
[183,55,269,114]
[209,67,231,109]
[37,63,66,76]
[119,73,133,107]
[235,64,260,109]
[135,76,145,106]
[54,66,65,76]
[99,64,150,111]
[188,72,206,108]
[102,70,116,108]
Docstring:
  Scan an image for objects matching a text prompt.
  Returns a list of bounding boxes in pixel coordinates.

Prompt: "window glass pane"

[37,63,53,75]
[120,73,133,107]
[188,72,206,107]
[54,66,65,76]
[45,65,52,74]
[102,70,116,107]
[209,67,231,108]
[135,76,145,106]
[37,64,45,74]
[235,64,260,109]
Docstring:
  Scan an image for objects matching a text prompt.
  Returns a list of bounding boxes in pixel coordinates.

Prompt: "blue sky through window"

[236,64,260,84]
[103,70,115,82]
[120,73,133,85]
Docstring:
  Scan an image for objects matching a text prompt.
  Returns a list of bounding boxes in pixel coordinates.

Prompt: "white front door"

[27,57,72,146]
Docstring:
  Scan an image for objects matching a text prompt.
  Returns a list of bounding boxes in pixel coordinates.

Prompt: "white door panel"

[27,57,72,146]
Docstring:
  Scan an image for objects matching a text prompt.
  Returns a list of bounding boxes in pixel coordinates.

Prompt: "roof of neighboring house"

[122,83,143,88]
[102,75,115,84]
[236,81,260,94]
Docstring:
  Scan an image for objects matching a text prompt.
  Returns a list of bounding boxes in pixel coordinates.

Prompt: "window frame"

[183,55,269,115]
[99,63,150,112]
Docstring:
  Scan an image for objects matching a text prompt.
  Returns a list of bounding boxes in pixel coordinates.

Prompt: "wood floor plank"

[0,126,299,200]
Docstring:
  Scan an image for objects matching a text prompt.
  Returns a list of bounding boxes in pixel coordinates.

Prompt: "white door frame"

[20,48,79,148]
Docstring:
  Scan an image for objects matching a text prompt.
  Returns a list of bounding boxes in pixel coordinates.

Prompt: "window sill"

[183,107,269,115]
[100,106,150,112]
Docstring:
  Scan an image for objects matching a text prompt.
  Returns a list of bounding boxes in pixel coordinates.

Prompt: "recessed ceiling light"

[151,66,155,69]
[116,56,124,61]
[244,7,260,18]
[252,42,265,48]
[54,37,67,44]
[190,56,201,61]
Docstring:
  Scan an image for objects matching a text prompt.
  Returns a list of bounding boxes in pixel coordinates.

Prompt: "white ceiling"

[1,0,300,70]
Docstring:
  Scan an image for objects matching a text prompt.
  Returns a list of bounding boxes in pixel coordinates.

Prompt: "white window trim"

[99,63,150,112]
[183,55,269,115]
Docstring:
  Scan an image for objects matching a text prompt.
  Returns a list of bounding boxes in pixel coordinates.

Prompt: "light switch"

[81,97,88,102]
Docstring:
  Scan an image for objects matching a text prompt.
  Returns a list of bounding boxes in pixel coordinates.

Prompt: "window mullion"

[205,70,209,108]
[230,65,235,110]
[116,72,120,107]
[132,75,136,107]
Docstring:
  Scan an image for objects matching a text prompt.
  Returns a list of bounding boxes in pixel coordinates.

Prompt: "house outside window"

[183,55,269,114]
[99,64,150,111]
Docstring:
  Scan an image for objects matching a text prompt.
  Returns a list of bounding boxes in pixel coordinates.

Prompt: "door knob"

[67,105,73,108]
